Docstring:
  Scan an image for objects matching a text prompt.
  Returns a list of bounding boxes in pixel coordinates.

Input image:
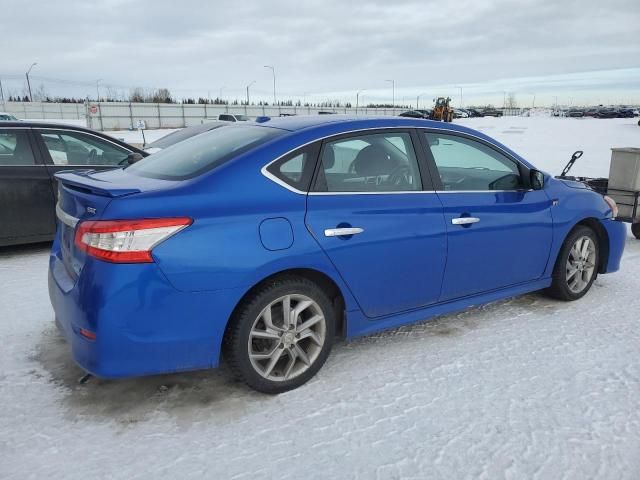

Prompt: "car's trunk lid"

[54,168,172,279]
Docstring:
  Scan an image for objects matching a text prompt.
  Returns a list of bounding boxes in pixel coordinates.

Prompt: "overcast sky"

[2,0,639,106]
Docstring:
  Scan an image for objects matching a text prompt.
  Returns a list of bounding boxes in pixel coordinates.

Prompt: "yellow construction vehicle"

[430,97,454,122]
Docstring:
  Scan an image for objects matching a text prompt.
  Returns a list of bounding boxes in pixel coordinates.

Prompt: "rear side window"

[265,144,320,192]
[127,125,282,180]
[0,130,35,165]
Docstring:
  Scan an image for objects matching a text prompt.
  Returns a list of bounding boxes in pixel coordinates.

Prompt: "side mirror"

[530,169,545,190]
[126,152,144,165]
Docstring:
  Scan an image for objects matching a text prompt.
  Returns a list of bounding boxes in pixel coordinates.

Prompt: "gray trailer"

[558,148,640,239]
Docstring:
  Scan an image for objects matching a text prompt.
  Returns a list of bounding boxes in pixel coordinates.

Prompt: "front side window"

[127,125,283,180]
[0,130,35,165]
[424,133,523,191]
[314,132,421,192]
[39,130,130,166]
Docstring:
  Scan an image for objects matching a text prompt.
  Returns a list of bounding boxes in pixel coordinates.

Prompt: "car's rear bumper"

[48,249,245,378]
[602,219,626,273]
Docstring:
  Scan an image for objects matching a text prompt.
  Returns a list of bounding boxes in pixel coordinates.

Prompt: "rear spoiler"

[55,170,141,198]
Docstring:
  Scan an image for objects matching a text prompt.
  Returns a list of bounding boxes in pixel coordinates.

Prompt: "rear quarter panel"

[102,148,360,313]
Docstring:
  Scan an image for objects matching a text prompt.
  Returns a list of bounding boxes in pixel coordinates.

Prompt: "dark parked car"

[466,108,484,117]
[398,110,430,119]
[616,108,635,118]
[583,108,599,117]
[143,121,226,153]
[482,108,503,117]
[565,109,585,118]
[0,122,146,247]
[595,108,618,119]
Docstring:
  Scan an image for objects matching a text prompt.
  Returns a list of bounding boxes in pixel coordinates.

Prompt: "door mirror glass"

[530,169,545,190]
[126,152,144,164]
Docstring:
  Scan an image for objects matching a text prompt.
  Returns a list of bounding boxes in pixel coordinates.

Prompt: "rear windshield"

[127,125,282,180]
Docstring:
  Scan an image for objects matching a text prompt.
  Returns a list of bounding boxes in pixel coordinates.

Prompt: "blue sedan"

[49,116,626,393]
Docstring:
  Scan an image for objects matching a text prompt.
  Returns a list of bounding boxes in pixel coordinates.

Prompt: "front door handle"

[324,227,364,237]
[452,217,480,225]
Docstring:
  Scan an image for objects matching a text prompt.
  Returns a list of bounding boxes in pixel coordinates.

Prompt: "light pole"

[25,62,37,102]
[246,80,255,105]
[503,91,507,109]
[96,79,103,101]
[356,89,365,114]
[416,92,427,109]
[219,86,225,104]
[264,65,276,106]
[385,79,395,110]
[455,86,463,108]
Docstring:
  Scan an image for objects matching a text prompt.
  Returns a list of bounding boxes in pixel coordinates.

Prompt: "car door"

[0,127,56,245]
[420,130,553,301]
[305,129,447,318]
[33,128,133,202]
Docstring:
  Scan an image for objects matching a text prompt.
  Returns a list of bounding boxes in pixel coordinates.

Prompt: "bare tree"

[129,87,145,103]
[150,88,173,103]
[506,92,518,109]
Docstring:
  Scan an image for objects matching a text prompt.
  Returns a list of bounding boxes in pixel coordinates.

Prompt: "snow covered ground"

[1,117,639,479]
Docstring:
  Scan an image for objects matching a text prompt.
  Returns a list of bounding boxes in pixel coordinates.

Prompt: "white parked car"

[217,113,250,122]
[0,112,19,121]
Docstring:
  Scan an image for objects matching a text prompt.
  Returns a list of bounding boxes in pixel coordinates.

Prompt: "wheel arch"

[225,267,348,340]
[561,217,610,274]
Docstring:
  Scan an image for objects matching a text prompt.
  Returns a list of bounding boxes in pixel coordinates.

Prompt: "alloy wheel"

[565,235,597,293]
[248,294,326,382]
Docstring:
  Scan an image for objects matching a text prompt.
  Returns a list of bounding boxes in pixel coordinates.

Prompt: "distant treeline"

[4,87,414,109]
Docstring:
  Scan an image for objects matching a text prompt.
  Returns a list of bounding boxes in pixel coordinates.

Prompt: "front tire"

[632,223,640,239]
[546,226,599,301]
[223,275,335,394]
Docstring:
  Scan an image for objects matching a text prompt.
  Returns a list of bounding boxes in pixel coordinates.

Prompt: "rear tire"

[546,226,599,301]
[632,223,640,239]
[223,275,335,394]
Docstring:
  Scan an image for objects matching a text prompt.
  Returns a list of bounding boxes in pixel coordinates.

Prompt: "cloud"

[1,0,638,104]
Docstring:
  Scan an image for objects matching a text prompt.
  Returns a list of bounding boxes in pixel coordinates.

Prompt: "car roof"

[250,114,466,132]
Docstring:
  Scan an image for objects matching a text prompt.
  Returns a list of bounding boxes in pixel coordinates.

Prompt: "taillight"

[74,217,192,263]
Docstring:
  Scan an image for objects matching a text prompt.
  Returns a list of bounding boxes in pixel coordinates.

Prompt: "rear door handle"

[451,217,480,225]
[324,227,364,237]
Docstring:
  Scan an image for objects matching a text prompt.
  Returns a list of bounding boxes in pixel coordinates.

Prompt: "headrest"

[352,145,393,176]
[322,145,335,169]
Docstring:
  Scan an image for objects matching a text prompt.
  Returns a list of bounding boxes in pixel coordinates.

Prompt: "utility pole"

[96,79,102,101]
[0,77,4,103]
[25,62,37,102]
[246,80,255,105]
[264,65,276,105]
[385,79,395,110]
[219,86,225,104]
[503,91,507,109]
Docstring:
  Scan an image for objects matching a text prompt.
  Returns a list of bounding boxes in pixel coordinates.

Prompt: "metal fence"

[1,101,529,130]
